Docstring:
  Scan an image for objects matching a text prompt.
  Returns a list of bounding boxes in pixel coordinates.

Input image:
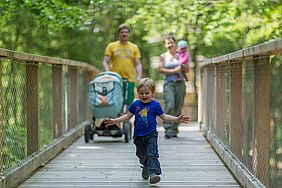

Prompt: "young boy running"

[105,78,190,184]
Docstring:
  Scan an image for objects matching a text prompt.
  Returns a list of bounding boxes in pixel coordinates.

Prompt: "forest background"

[0,0,281,79]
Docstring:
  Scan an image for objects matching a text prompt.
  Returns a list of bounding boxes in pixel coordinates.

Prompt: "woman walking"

[158,36,187,138]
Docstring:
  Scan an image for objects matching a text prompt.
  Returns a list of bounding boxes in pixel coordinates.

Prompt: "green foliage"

[207,0,282,49]
[1,0,92,30]
[0,0,281,73]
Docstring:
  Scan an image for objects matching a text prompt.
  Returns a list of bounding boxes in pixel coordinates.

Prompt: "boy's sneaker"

[149,174,161,184]
[141,166,149,179]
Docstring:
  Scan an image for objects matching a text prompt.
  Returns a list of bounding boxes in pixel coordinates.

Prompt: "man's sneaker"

[141,166,149,179]
[149,174,161,184]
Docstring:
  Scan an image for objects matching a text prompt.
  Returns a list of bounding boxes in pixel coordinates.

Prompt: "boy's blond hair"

[137,78,156,94]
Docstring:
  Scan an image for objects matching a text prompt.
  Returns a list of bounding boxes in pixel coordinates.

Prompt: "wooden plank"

[19,122,241,187]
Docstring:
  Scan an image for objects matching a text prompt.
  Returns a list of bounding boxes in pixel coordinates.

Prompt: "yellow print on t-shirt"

[115,49,133,59]
[139,108,148,124]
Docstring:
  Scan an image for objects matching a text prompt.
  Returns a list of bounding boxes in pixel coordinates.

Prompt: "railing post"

[230,62,243,160]
[86,72,93,120]
[70,66,78,129]
[213,66,218,133]
[52,65,62,139]
[0,62,2,175]
[201,68,207,134]
[62,65,69,133]
[198,68,203,129]
[253,57,270,187]
[26,62,39,155]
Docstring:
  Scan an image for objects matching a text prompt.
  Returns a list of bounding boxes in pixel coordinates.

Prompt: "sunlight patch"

[76,146,103,149]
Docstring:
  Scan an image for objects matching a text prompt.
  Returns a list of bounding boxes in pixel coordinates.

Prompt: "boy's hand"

[178,115,190,123]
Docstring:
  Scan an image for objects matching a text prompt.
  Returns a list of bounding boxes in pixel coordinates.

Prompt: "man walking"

[102,24,142,105]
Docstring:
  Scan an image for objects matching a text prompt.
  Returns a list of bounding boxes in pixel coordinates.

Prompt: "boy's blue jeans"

[133,132,161,175]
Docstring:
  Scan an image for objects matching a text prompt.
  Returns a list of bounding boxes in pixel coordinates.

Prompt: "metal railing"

[198,38,282,188]
[0,48,99,187]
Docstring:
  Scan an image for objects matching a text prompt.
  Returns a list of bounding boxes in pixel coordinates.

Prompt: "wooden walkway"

[19,122,241,187]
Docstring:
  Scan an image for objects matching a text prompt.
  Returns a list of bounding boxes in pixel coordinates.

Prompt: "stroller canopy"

[89,71,124,118]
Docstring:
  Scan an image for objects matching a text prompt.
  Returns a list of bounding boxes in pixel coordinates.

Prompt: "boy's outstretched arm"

[160,114,190,123]
[104,111,134,125]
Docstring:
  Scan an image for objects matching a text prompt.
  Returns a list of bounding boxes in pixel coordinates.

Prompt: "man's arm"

[102,56,111,71]
[134,58,142,83]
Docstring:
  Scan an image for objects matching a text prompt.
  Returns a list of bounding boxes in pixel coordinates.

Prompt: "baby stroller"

[84,71,132,143]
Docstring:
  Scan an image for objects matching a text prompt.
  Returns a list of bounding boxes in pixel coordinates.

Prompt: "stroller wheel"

[84,124,92,143]
[123,122,131,143]
[90,131,94,140]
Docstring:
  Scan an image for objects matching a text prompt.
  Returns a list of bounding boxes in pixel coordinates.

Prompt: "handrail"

[199,38,282,66]
[0,48,99,73]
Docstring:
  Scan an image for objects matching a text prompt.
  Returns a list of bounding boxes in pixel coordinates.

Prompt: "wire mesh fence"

[200,39,282,188]
[1,58,27,173]
[0,50,98,176]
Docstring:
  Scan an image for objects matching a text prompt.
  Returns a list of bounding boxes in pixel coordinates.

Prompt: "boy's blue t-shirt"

[128,100,164,136]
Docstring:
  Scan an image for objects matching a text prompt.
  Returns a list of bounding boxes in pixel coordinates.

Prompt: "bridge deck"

[19,122,241,187]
